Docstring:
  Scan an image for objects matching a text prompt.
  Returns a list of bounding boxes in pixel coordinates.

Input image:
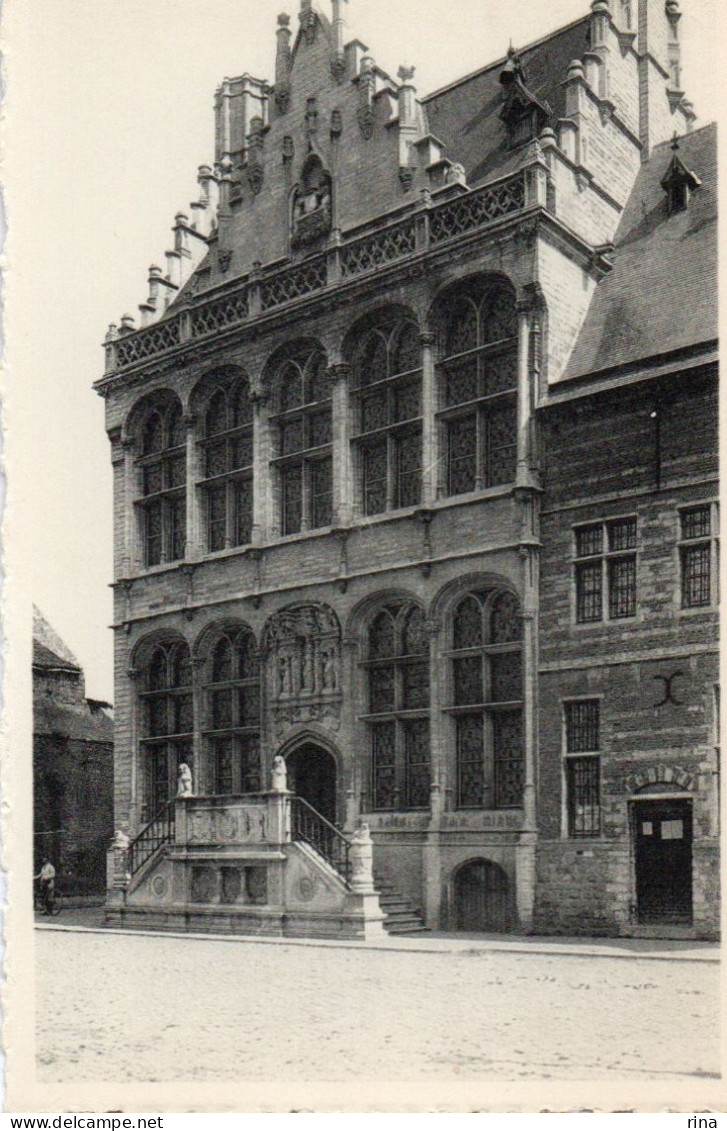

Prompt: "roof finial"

[671,131,680,152]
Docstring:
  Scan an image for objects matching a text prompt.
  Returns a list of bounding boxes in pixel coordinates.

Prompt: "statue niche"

[291,155,332,250]
[264,603,342,734]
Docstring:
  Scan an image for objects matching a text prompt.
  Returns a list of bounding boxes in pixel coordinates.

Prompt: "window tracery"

[270,345,333,536]
[436,279,518,498]
[135,398,186,567]
[199,377,254,553]
[351,316,423,516]
[364,601,430,810]
[204,628,261,795]
[448,590,524,809]
[139,640,193,819]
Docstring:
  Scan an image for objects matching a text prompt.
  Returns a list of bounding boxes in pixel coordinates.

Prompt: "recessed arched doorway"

[285,742,337,824]
[453,858,513,932]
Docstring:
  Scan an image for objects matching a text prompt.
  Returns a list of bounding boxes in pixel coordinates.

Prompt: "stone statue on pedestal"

[177,762,193,797]
[271,754,287,793]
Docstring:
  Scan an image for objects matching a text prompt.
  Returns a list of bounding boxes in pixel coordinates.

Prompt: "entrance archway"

[453,858,513,932]
[285,742,337,824]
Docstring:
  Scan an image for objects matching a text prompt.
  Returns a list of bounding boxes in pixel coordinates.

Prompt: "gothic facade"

[96,0,718,937]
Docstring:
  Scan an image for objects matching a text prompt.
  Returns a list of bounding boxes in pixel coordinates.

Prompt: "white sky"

[5,0,720,702]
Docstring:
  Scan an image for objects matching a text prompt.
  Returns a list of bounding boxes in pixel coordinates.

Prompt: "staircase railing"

[129,800,176,876]
[290,795,351,886]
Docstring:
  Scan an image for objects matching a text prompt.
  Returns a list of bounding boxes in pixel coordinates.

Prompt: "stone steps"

[374,877,430,935]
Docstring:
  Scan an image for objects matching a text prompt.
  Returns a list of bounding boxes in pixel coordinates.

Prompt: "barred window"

[204,628,261,796]
[364,602,430,811]
[574,517,637,623]
[448,590,524,810]
[436,278,518,498]
[270,344,332,536]
[139,641,193,820]
[199,377,254,553]
[136,399,187,567]
[352,316,423,516]
[564,699,600,838]
[680,504,718,609]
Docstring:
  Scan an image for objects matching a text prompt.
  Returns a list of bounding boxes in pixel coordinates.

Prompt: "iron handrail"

[290,795,352,886]
[128,800,176,876]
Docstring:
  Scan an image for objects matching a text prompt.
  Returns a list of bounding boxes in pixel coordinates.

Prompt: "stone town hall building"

[96,0,718,938]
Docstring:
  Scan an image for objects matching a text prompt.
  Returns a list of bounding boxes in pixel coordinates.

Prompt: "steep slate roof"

[424,17,591,188]
[32,607,81,672]
[563,122,718,381]
[34,699,114,743]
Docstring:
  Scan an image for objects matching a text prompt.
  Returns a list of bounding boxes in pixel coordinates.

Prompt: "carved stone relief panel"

[263,603,343,736]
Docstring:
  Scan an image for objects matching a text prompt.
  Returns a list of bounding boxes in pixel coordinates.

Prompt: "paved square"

[36,930,719,1083]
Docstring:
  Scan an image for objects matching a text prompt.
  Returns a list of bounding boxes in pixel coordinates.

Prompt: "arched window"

[199,377,254,553]
[437,279,517,497]
[139,640,193,820]
[204,629,261,795]
[364,601,430,810]
[351,315,422,516]
[135,398,186,567]
[449,590,523,809]
[270,344,332,536]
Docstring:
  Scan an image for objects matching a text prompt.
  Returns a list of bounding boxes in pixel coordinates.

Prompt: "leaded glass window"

[139,641,193,820]
[574,517,638,623]
[204,628,261,796]
[136,399,187,567]
[680,504,719,609]
[270,344,332,535]
[364,601,430,811]
[448,589,524,810]
[564,699,601,837]
[436,278,517,497]
[199,376,254,553]
[352,315,423,516]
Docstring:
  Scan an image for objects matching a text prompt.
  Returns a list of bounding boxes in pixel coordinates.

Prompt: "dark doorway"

[634,799,693,924]
[285,743,337,824]
[454,858,513,932]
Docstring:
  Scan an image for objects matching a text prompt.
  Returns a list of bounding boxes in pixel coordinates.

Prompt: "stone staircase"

[374,875,430,935]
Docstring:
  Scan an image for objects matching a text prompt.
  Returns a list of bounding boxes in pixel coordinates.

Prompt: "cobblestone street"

[36,928,719,1084]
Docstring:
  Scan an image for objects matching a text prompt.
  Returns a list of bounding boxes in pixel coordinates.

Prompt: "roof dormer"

[661,135,701,215]
[499,47,551,149]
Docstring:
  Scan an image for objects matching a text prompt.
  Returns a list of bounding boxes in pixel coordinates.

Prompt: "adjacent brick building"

[33,608,114,897]
[95,0,718,937]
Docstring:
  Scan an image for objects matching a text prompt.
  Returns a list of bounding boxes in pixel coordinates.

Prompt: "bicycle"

[34,881,62,917]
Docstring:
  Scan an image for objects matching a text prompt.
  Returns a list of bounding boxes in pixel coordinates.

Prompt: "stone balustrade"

[103,166,537,376]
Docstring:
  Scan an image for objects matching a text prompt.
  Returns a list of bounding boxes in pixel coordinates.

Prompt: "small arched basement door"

[454,859,513,932]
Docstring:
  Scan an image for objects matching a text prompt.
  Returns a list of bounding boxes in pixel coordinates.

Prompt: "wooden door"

[455,859,512,932]
[634,800,693,924]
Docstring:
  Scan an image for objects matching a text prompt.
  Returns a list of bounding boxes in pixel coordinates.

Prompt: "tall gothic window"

[352,316,423,516]
[437,278,518,497]
[449,590,523,809]
[136,399,186,567]
[200,378,254,553]
[270,344,332,536]
[204,629,261,795]
[139,641,193,821]
[364,602,430,811]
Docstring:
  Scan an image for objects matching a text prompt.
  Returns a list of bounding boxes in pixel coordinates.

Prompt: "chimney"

[331,0,348,78]
[275,13,292,112]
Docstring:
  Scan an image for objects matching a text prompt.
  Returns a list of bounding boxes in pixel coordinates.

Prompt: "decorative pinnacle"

[398,64,416,84]
[671,132,680,151]
[278,12,290,27]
